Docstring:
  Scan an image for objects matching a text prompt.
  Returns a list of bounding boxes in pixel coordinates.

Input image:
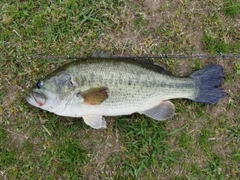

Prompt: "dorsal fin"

[48,57,171,76]
[92,50,111,58]
[129,58,171,75]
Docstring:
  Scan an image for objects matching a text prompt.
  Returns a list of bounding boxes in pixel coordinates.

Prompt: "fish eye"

[37,80,44,89]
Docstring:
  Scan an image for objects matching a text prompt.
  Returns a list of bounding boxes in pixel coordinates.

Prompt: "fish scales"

[69,61,195,105]
[26,58,226,129]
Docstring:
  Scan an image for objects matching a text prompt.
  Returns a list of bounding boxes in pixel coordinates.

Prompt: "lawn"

[0,0,239,179]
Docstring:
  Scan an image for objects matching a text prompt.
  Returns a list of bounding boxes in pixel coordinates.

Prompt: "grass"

[113,116,179,178]
[0,129,17,169]
[1,0,240,179]
[202,29,229,54]
[223,0,240,17]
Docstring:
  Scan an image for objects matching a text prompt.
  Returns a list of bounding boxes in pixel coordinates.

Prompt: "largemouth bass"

[26,58,226,129]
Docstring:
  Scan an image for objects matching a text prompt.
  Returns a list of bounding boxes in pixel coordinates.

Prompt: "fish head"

[26,70,76,113]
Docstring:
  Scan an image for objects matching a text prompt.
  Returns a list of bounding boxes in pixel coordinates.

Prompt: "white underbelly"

[55,98,162,117]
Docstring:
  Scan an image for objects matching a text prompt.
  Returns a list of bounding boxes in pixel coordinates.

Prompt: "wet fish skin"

[26,58,225,129]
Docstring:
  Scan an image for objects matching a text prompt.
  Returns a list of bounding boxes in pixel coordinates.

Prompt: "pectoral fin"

[141,101,175,121]
[83,115,107,129]
[77,87,109,105]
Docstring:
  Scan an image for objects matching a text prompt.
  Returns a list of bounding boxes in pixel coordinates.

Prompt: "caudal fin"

[190,64,226,104]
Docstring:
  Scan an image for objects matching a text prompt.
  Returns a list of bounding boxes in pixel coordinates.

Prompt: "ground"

[0,0,240,179]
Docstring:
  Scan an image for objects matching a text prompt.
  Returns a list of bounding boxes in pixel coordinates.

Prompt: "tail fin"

[190,64,226,104]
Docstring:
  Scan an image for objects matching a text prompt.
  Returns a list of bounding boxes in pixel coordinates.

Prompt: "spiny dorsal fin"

[78,87,109,105]
[92,50,111,58]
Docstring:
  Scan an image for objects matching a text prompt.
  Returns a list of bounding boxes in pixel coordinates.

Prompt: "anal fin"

[141,101,175,121]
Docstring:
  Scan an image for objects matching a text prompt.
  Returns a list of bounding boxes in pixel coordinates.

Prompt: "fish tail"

[190,64,226,104]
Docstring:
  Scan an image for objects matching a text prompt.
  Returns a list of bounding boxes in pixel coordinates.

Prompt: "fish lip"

[26,91,68,113]
[26,93,37,106]
[26,91,46,107]
[26,89,74,113]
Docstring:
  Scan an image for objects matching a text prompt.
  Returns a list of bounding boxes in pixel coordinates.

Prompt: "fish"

[26,58,226,129]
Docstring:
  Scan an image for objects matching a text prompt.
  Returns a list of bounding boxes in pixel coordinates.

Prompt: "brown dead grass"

[100,0,208,56]
[81,119,124,179]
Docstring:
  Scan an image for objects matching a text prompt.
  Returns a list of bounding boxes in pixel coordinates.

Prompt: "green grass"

[228,123,240,142]
[1,0,240,179]
[134,12,149,31]
[0,129,17,169]
[113,116,179,178]
[223,0,240,17]
[236,63,240,75]
[202,30,229,54]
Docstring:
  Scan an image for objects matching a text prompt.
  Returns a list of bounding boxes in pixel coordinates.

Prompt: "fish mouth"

[26,91,46,107]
